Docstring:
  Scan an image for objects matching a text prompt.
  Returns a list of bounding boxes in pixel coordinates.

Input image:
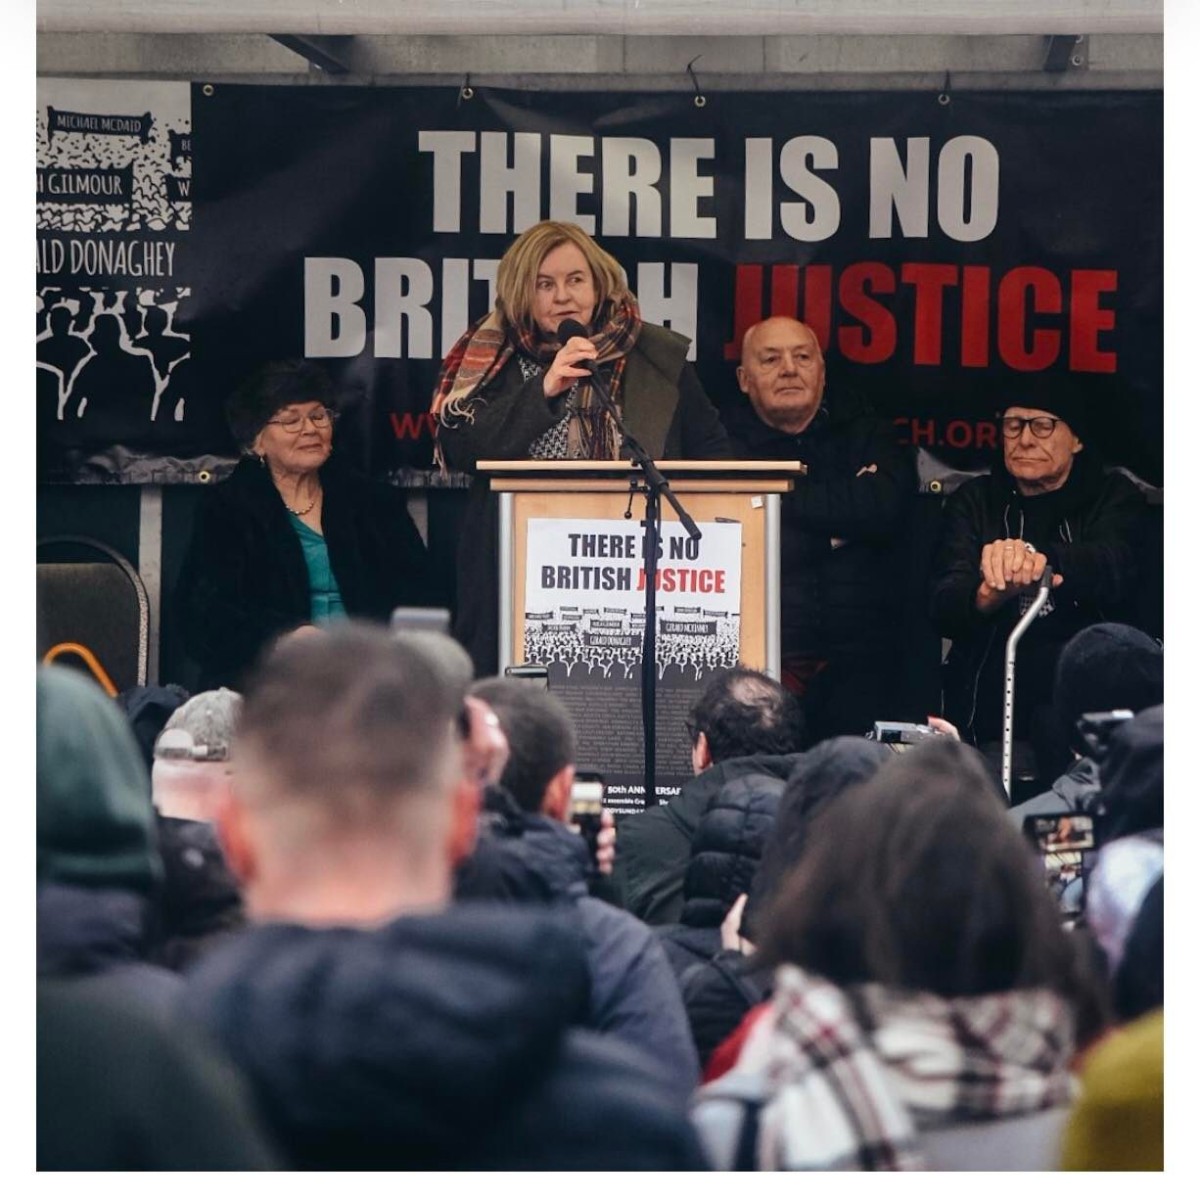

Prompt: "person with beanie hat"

[1009,623,1163,826]
[37,666,180,1010]
[174,359,433,689]
[930,375,1149,779]
[150,688,247,971]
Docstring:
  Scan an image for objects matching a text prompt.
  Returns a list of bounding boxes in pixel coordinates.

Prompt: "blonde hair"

[495,221,631,335]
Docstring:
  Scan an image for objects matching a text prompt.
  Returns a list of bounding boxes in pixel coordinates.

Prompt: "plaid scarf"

[695,965,1076,1171]
[430,296,642,466]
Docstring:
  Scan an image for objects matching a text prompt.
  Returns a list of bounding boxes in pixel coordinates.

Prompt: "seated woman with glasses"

[176,360,431,688]
[929,379,1148,777]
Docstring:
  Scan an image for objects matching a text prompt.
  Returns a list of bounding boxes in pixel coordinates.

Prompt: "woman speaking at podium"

[432,220,730,674]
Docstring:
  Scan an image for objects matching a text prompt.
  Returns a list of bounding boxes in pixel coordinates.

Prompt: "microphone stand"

[572,353,702,810]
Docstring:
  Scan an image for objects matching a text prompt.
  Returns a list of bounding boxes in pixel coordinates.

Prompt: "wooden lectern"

[478,460,801,808]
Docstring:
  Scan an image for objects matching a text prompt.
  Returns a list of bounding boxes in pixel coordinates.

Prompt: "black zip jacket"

[929,454,1146,744]
[724,391,916,659]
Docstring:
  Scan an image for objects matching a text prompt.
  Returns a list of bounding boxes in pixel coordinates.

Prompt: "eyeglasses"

[267,407,334,434]
[1001,416,1061,440]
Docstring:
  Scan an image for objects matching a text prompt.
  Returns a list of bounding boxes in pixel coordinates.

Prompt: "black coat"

[150,816,245,972]
[437,322,732,675]
[724,390,916,660]
[181,904,706,1171]
[175,454,432,688]
[614,753,802,926]
[455,798,699,1099]
[679,950,772,1069]
[929,455,1147,745]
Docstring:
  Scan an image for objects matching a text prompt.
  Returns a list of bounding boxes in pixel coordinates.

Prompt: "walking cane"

[1002,565,1055,799]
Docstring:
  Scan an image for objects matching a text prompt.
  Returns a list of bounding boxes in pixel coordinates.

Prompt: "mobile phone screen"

[1023,814,1096,918]
[568,772,606,867]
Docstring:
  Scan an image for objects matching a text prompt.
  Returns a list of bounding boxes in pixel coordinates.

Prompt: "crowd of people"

[38,218,1163,1171]
[37,617,1163,1170]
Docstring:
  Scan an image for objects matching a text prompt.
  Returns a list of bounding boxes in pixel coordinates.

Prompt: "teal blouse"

[288,513,347,624]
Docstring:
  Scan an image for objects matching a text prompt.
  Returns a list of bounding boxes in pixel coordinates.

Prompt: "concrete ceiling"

[37,0,1164,37]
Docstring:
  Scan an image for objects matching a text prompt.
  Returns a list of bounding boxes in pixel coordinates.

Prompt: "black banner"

[37,82,1163,487]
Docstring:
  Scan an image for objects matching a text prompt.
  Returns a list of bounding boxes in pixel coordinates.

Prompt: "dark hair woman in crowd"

[431,220,731,673]
[692,738,1107,1171]
[176,360,431,688]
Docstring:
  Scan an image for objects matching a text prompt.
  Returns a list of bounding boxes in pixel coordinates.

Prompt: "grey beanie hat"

[155,687,243,763]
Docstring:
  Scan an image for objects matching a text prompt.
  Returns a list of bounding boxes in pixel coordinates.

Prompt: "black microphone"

[556,318,594,370]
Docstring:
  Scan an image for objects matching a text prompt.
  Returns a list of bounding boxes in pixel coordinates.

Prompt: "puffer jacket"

[656,767,787,980]
[615,753,802,926]
[456,795,699,1099]
[682,737,892,1067]
[182,904,706,1170]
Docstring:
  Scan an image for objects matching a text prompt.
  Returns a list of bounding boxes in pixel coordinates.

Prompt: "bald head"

[737,317,826,435]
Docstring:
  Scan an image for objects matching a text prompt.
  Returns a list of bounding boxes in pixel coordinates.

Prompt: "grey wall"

[38,31,1161,90]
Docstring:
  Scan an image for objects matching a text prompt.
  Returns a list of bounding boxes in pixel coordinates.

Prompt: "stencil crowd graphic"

[37,288,191,428]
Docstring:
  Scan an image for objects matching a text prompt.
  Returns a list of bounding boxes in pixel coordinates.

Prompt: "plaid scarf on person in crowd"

[693,964,1077,1171]
[430,296,642,466]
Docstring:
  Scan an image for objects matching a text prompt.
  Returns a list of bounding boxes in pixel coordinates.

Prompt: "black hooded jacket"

[930,453,1146,745]
[175,454,431,689]
[724,390,915,659]
[181,904,706,1170]
[1091,705,1164,846]
[455,798,700,1098]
